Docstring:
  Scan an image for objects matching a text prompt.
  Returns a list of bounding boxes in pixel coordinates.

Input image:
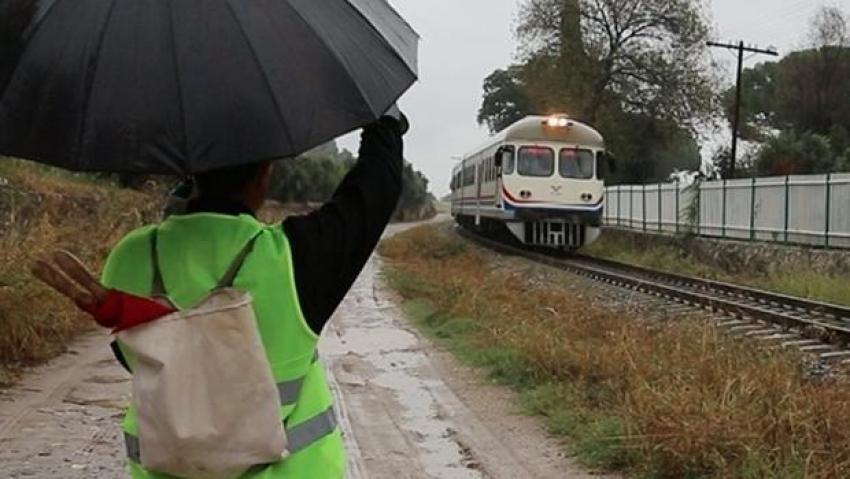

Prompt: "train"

[450,115,611,251]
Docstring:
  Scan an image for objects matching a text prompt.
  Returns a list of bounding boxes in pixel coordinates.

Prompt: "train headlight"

[545,116,570,128]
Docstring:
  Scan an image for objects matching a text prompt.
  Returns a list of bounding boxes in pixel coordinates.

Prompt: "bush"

[755,131,834,176]
[267,141,435,221]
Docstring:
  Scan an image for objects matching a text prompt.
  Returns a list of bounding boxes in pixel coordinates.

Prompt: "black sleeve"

[282,117,404,335]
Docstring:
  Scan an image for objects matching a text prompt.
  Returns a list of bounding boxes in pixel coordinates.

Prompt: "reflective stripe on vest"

[278,351,320,405]
[125,407,339,464]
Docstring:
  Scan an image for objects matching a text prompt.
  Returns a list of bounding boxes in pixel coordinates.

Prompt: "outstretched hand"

[32,251,107,309]
[32,252,176,331]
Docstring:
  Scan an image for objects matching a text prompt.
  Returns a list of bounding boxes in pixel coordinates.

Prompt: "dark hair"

[194,162,268,199]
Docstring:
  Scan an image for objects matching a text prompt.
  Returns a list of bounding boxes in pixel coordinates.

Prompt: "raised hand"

[31,251,107,308]
[32,251,176,331]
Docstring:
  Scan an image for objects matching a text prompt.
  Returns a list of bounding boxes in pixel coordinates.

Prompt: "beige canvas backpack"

[118,230,287,479]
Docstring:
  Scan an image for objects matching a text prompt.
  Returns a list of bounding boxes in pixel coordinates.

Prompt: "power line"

[707,41,779,178]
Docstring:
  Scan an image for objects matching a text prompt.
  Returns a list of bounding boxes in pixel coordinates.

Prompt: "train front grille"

[524,221,585,249]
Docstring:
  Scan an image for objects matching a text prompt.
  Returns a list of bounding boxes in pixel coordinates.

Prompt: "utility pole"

[707,41,778,178]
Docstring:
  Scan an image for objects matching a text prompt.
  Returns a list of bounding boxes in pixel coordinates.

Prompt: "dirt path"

[0,333,128,478]
[0,220,602,478]
[322,253,602,479]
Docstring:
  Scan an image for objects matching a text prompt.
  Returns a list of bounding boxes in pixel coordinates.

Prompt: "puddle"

[330,266,486,479]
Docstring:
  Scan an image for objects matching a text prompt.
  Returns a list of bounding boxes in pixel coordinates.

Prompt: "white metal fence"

[603,173,850,249]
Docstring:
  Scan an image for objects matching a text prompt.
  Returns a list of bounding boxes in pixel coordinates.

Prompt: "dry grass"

[380,225,850,478]
[0,161,158,385]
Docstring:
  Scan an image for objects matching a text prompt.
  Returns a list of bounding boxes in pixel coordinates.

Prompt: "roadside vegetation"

[268,141,436,222]
[585,233,850,307]
[0,160,159,385]
[380,224,850,478]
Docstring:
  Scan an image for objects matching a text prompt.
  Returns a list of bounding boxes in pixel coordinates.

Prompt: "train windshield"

[517,146,554,177]
[559,149,594,179]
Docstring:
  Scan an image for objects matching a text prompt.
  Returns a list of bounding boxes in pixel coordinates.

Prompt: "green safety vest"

[101,213,346,479]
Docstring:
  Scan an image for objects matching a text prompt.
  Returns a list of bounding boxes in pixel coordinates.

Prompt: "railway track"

[458,227,850,365]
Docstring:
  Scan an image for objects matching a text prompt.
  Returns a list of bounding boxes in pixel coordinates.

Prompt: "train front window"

[517,146,554,177]
[559,149,594,179]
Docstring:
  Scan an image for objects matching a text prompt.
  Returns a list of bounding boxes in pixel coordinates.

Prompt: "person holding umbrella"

[34,110,408,479]
[3,0,419,477]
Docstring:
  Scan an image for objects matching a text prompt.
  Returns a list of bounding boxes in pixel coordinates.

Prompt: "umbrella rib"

[283,2,374,118]
[167,1,189,167]
[345,0,419,79]
[75,0,118,168]
[0,0,62,102]
[224,0,296,152]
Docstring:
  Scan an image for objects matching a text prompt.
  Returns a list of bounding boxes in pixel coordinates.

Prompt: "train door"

[495,145,514,211]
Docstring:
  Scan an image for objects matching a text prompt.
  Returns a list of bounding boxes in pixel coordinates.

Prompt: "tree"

[516,0,718,128]
[479,0,718,183]
[810,5,848,49]
[722,6,850,175]
[836,148,850,172]
[755,132,833,176]
[395,163,435,221]
[721,62,779,142]
[267,141,355,203]
[477,67,533,133]
[603,111,702,184]
[267,140,436,221]
[710,146,755,179]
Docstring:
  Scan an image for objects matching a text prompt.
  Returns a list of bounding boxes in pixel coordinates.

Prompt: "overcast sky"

[341,0,850,196]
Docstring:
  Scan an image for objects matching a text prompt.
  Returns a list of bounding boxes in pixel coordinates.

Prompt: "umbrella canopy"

[0,0,418,174]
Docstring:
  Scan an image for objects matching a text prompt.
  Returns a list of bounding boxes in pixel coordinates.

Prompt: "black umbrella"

[0,0,418,174]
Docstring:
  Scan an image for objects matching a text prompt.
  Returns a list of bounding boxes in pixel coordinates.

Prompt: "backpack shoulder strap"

[216,230,265,289]
[150,228,167,297]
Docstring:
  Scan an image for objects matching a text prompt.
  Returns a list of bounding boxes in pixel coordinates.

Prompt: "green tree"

[836,147,850,172]
[267,141,435,220]
[755,132,833,176]
[395,163,435,220]
[722,62,779,142]
[723,6,850,175]
[710,146,755,179]
[268,142,355,203]
[603,112,702,184]
[515,0,718,128]
[477,67,533,133]
[480,0,717,182]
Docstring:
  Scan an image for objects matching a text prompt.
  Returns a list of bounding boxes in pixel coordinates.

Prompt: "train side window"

[559,149,594,179]
[517,146,554,177]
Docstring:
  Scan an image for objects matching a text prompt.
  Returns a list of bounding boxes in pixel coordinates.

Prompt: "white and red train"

[450,115,610,250]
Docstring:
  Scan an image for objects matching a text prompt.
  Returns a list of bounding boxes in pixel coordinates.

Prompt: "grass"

[380,224,850,478]
[585,233,850,307]
[0,161,159,385]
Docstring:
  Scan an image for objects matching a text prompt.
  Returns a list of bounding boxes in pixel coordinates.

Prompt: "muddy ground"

[0,221,604,478]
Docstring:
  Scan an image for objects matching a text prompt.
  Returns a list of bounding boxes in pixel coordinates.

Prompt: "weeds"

[0,161,158,385]
[380,225,850,478]
[585,233,850,307]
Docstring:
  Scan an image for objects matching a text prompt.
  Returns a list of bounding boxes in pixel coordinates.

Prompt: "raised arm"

[283,116,405,335]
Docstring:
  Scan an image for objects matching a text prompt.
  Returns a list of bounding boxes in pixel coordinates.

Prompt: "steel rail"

[458,228,850,347]
[571,254,850,322]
